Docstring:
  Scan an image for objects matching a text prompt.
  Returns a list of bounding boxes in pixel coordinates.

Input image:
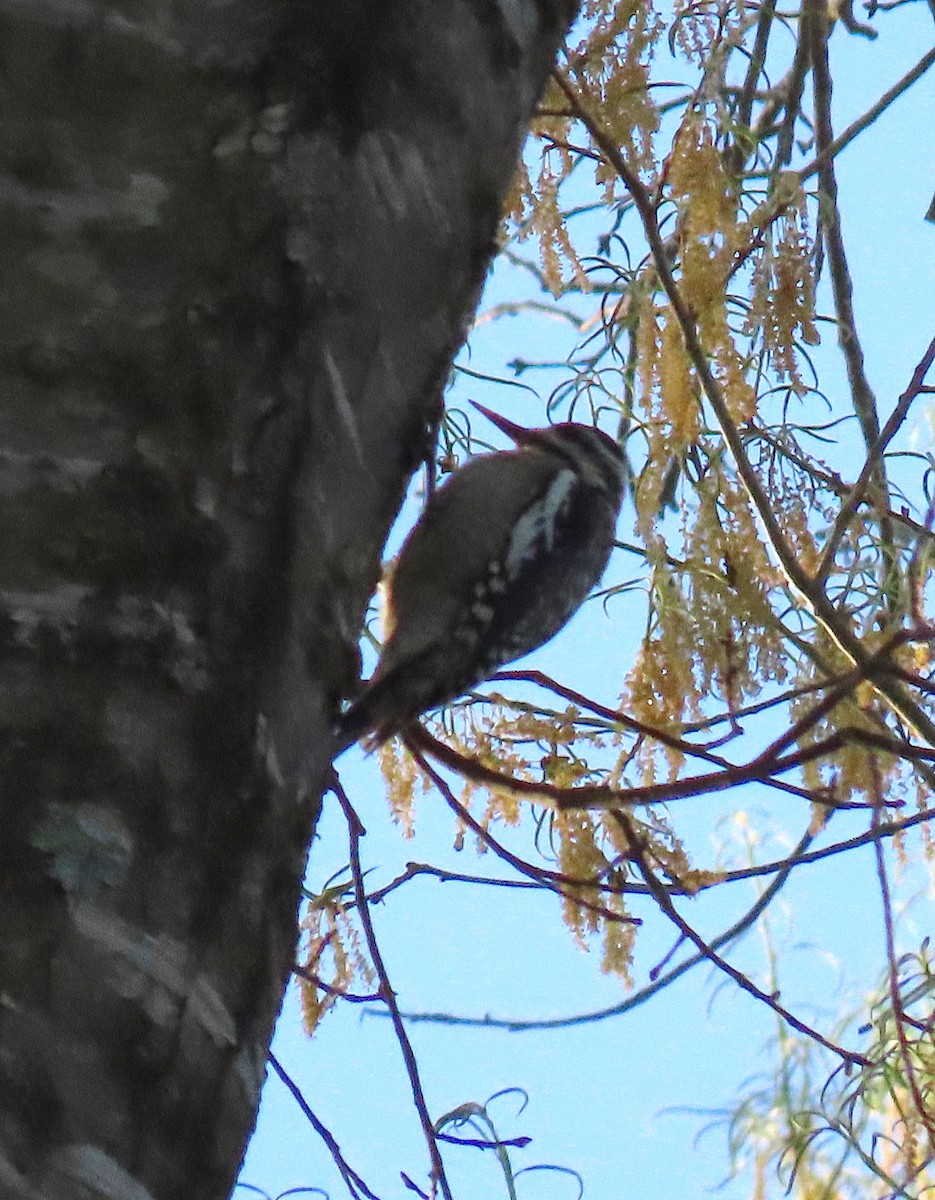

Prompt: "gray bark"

[0,1,577,1197]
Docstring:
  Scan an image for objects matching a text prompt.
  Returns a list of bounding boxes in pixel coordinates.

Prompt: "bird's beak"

[470,401,532,445]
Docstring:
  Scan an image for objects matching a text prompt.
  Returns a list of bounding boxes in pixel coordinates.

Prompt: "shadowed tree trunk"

[0,3,577,1196]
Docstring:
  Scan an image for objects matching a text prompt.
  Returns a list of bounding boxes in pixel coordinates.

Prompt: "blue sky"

[240,13,935,1199]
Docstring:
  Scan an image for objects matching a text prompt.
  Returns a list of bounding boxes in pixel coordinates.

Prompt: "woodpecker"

[335,403,625,752]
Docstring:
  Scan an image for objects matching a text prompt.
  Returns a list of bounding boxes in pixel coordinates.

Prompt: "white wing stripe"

[504,468,576,578]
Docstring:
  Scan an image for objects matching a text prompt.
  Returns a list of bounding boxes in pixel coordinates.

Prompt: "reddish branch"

[406,721,878,813]
[403,734,641,930]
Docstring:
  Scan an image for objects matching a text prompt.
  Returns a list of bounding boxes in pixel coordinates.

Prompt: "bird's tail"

[333,655,445,757]
[332,675,400,756]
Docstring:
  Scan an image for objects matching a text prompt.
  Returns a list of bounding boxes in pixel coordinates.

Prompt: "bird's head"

[471,401,625,498]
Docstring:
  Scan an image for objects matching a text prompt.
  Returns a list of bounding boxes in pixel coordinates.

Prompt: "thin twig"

[817,335,935,582]
[366,861,548,904]
[292,962,382,1004]
[774,28,811,171]
[796,47,935,182]
[871,798,935,1152]
[805,0,896,593]
[491,669,739,766]
[612,811,871,1066]
[720,804,935,882]
[738,0,777,134]
[396,819,821,1032]
[331,777,453,1200]
[343,798,935,908]
[269,1052,383,1200]
[473,298,586,330]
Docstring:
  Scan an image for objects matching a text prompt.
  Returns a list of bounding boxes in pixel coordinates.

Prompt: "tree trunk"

[0,3,577,1197]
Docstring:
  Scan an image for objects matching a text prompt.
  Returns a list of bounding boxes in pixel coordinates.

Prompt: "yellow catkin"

[520,157,592,296]
[781,493,821,577]
[507,3,664,288]
[298,933,325,1034]
[636,292,662,407]
[622,626,697,783]
[635,293,688,541]
[554,809,606,943]
[575,0,663,178]
[336,907,375,990]
[684,468,791,710]
[378,738,417,837]
[484,787,523,828]
[671,0,717,63]
[600,893,635,983]
[502,157,533,231]
[659,311,698,445]
[298,903,374,1036]
[747,183,820,394]
[668,113,759,423]
[714,339,758,423]
[669,114,736,247]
